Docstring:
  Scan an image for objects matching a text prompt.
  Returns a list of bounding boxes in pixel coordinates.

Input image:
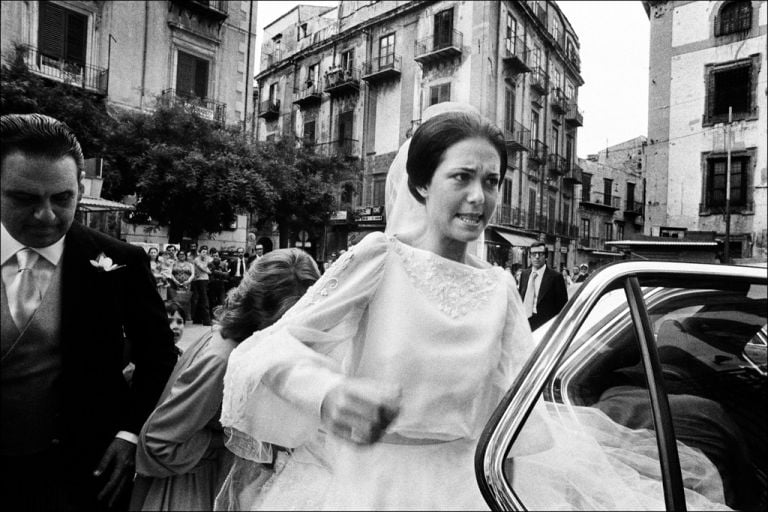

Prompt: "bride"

[219,104,729,510]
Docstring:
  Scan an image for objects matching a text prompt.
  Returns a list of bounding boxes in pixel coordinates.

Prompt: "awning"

[591,250,624,257]
[78,196,135,212]
[490,228,537,247]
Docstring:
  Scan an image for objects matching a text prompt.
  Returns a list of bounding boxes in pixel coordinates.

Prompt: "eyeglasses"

[530,252,546,258]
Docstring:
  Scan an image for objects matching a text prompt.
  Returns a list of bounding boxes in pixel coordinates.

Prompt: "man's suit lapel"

[61,224,102,343]
[519,270,530,298]
[535,268,553,305]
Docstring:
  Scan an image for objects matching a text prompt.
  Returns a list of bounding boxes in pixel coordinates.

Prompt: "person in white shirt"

[0,113,177,511]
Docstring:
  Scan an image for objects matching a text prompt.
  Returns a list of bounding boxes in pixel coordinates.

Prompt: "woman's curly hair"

[215,248,320,343]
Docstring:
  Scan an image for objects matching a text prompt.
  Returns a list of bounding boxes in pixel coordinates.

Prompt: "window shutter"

[194,57,209,99]
[705,68,716,122]
[176,52,195,97]
[39,2,65,59]
[65,11,87,65]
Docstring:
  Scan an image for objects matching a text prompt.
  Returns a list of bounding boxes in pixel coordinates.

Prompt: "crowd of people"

[1,111,731,512]
[141,244,265,327]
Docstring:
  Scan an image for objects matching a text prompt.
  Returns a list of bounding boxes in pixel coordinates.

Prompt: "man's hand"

[94,438,136,508]
[321,378,401,445]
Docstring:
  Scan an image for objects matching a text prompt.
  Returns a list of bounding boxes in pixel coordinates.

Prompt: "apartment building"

[1,0,257,128]
[643,1,767,262]
[575,136,647,269]
[254,0,584,266]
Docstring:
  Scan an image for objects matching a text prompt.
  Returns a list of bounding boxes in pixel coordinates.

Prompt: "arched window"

[715,1,752,36]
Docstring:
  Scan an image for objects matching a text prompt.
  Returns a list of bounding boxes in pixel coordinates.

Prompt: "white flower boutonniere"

[90,252,126,272]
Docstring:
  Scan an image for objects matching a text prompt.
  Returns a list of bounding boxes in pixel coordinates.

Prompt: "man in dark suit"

[518,242,568,331]
[0,114,178,511]
[228,246,248,288]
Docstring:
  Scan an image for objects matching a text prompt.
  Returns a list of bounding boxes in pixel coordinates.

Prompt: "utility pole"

[724,106,732,264]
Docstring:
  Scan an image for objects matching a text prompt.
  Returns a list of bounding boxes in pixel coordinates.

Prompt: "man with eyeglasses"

[518,242,568,330]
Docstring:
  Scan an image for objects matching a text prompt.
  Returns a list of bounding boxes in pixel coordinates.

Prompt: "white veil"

[384,102,486,259]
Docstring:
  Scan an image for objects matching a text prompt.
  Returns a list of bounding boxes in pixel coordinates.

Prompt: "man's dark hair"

[164,300,187,322]
[0,113,85,179]
[530,241,548,256]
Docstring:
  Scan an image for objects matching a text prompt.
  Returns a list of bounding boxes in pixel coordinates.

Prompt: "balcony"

[550,87,568,114]
[21,45,107,95]
[547,153,567,175]
[258,98,280,120]
[170,0,228,22]
[502,37,531,75]
[530,66,548,95]
[491,204,514,225]
[580,191,621,211]
[362,55,401,84]
[261,50,283,70]
[624,200,644,216]
[554,220,579,238]
[313,138,360,160]
[414,30,463,65]
[567,49,581,71]
[565,102,583,127]
[563,161,583,184]
[579,236,606,250]
[293,82,322,108]
[504,120,531,153]
[324,67,360,96]
[160,89,226,123]
[528,139,548,163]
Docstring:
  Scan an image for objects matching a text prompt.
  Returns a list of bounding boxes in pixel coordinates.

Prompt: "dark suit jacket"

[60,223,177,493]
[228,256,248,278]
[518,265,568,326]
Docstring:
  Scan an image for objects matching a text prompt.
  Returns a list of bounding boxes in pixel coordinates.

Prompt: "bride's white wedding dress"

[220,232,729,510]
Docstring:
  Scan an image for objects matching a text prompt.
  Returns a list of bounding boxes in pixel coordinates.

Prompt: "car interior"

[548,283,767,510]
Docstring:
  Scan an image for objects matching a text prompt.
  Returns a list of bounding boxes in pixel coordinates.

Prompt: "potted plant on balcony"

[325,65,343,86]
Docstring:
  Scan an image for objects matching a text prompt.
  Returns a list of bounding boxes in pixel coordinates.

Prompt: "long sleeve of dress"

[221,232,390,461]
[136,333,232,478]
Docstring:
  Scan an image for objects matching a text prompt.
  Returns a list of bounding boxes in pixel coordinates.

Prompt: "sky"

[253,1,650,158]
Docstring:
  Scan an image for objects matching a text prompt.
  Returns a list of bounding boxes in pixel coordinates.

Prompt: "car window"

[502,277,767,510]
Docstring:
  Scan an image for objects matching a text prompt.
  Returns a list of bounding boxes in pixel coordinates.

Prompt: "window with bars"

[528,189,537,230]
[704,57,758,124]
[581,218,591,239]
[705,155,749,208]
[715,1,752,36]
[176,51,209,99]
[38,2,87,66]
[379,33,395,68]
[604,222,613,241]
[429,83,451,106]
[502,178,513,206]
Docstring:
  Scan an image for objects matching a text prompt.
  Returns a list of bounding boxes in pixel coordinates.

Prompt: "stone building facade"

[643,0,767,262]
[255,0,584,267]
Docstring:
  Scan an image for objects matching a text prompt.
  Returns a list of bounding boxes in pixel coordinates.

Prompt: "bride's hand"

[321,378,401,445]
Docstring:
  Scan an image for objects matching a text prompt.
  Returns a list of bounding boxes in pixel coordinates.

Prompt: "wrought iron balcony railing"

[362,55,401,83]
[550,87,568,114]
[258,98,280,120]
[293,82,323,107]
[504,120,531,153]
[565,101,583,126]
[529,139,548,162]
[414,29,463,64]
[324,67,360,95]
[530,66,548,94]
[312,138,360,159]
[21,45,108,95]
[624,200,644,215]
[580,191,621,210]
[547,153,568,175]
[563,161,583,184]
[502,36,530,75]
[160,89,227,123]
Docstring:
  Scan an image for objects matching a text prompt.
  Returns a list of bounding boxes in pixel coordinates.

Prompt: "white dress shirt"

[1,223,137,445]
[528,265,546,315]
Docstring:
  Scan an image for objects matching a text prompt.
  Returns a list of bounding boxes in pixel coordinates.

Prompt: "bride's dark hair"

[215,248,320,343]
[406,110,507,204]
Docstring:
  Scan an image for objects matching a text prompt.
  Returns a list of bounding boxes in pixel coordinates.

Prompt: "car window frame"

[475,261,767,511]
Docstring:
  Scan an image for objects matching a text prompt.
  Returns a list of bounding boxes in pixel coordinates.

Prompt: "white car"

[477,261,767,510]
